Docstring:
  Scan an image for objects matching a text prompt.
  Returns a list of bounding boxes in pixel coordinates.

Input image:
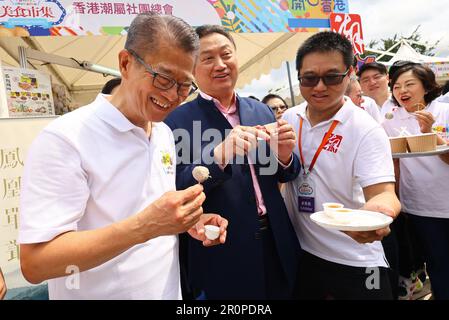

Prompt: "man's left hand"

[268,119,296,165]
[188,213,228,246]
[344,203,395,244]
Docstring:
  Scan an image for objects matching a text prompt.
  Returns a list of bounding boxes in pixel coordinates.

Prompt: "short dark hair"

[125,12,199,57]
[389,63,442,106]
[388,60,419,80]
[195,25,236,48]
[261,94,289,108]
[357,62,387,78]
[296,31,353,72]
[441,80,449,96]
[101,77,121,94]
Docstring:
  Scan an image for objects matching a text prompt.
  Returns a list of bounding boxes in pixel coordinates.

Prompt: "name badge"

[298,174,315,213]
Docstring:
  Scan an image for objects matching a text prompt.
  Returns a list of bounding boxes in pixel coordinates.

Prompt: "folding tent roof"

[382,39,449,66]
[0,32,314,104]
[368,39,449,84]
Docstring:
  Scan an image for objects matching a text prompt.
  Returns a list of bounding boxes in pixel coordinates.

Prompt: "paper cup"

[406,133,437,152]
[204,225,220,240]
[389,136,408,153]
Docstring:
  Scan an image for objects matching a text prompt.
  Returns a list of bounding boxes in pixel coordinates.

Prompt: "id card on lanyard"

[298,116,339,213]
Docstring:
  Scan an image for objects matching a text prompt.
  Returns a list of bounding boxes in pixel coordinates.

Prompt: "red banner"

[330,13,364,55]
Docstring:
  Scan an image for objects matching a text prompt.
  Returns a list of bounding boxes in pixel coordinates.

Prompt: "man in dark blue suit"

[164,25,301,299]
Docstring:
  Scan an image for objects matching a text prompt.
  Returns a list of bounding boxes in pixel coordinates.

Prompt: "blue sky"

[238,0,449,100]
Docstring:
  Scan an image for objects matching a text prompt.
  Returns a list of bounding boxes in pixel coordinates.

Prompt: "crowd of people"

[1,12,448,300]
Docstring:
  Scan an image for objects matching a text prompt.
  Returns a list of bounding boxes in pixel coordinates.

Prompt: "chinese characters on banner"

[70,1,173,15]
[428,62,449,78]
[330,13,365,55]
[0,117,56,289]
[0,0,351,36]
[1,67,55,118]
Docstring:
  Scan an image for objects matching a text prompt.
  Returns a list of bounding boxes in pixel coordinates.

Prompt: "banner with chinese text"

[330,12,364,55]
[0,0,349,37]
[1,67,55,118]
[428,61,449,78]
[0,116,56,289]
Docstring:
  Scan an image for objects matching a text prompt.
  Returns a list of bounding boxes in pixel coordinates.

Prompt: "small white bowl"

[322,202,344,216]
[204,225,220,240]
[326,208,353,224]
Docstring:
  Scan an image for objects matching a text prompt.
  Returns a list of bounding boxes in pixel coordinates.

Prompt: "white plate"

[310,210,393,231]
[392,145,449,159]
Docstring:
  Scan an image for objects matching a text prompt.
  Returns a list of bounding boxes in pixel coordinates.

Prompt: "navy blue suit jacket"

[164,95,301,299]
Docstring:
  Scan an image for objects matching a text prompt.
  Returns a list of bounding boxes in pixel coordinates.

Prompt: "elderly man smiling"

[18,13,227,300]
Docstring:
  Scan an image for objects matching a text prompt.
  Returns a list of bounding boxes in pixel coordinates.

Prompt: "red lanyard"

[298,117,339,175]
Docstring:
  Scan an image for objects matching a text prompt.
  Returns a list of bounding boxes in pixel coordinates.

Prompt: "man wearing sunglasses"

[18,13,228,300]
[165,25,301,299]
[282,31,401,299]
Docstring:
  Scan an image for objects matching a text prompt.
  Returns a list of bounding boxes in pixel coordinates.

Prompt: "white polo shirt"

[361,96,382,123]
[437,92,449,103]
[282,99,395,267]
[18,94,181,300]
[379,97,396,119]
[382,100,449,218]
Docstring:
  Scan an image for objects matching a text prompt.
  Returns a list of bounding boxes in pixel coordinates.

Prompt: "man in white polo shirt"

[282,31,401,299]
[358,62,395,119]
[18,13,227,300]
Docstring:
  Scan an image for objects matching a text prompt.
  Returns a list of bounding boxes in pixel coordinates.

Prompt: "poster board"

[1,66,55,118]
[427,61,449,78]
[0,116,57,291]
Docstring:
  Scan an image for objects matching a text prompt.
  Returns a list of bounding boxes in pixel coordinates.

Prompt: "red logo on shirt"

[323,133,343,153]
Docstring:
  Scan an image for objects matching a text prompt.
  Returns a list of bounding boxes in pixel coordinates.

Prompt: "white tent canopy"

[0,32,314,105]
[367,39,449,84]
[381,39,449,66]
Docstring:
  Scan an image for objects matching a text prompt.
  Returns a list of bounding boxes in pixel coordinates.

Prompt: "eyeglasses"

[271,105,287,112]
[298,69,350,87]
[359,73,386,85]
[127,49,198,97]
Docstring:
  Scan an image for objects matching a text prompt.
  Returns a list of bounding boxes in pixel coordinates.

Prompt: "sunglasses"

[298,69,350,87]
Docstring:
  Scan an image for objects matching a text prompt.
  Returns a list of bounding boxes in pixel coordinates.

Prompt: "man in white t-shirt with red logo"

[282,31,401,299]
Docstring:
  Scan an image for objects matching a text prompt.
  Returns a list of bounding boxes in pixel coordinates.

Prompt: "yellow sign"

[0,116,56,290]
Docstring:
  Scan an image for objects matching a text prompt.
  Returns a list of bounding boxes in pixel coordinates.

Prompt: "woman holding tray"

[382,61,449,299]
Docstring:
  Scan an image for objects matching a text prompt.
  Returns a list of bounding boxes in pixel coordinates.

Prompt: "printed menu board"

[1,67,55,118]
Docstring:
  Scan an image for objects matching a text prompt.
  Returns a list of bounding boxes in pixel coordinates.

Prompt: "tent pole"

[18,46,28,68]
[286,61,295,106]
